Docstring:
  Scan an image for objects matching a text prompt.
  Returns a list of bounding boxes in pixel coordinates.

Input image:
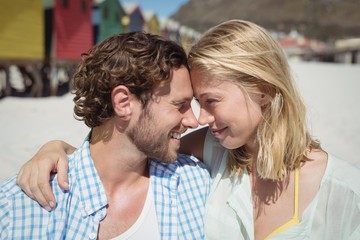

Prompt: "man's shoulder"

[0,175,49,225]
[176,153,206,166]
[150,154,210,182]
[0,177,18,238]
[0,173,68,206]
[66,140,91,169]
[150,154,209,172]
[0,175,23,200]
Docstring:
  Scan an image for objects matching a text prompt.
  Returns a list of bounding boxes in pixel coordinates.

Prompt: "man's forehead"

[150,82,192,106]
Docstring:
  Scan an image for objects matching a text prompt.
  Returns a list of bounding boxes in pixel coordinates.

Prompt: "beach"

[0,61,359,182]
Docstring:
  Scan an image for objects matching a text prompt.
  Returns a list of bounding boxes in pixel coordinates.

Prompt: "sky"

[121,0,189,17]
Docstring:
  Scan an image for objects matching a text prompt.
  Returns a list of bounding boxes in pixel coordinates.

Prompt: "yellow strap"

[293,167,300,219]
[264,168,300,239]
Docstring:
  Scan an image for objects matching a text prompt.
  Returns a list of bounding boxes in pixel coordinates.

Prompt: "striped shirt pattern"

[0,140,211,240]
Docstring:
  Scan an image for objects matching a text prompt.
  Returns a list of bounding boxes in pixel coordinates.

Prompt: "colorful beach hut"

[179,25,201,53]
[159,17,169,40]
[167,19,181,44]
[0,0,44,97]
[43,0,93,62]
[122,3,144,32]
[93,0,126,44]
[0,0,44,62]
[158,17,181,44]
[143,11,160,35]
[42,0,93,96]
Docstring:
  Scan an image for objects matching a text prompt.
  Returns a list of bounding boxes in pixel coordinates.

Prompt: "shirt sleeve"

[349,195,360,240]
[350,215,360,240]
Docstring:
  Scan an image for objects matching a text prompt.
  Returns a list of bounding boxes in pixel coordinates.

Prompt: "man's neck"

[89,123,149,191]
[89,124,152,239]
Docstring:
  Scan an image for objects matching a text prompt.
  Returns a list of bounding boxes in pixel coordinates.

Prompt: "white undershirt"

[111,184,160,240]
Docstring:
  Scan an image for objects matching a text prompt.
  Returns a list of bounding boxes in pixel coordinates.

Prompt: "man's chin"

[158,151,178,164]
[147,149,177,164]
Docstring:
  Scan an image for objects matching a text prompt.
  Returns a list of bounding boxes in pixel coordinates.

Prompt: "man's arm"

[16,127,209,210]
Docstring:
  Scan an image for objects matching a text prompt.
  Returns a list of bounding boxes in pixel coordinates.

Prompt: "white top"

[111,184,160,240]
[203,130,360,240]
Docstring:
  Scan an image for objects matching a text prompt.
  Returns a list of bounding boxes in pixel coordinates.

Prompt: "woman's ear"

[259,93,271,107]
[111,85,132,120]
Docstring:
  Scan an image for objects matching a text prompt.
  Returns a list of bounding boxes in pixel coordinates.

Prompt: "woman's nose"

[197,108,214,126]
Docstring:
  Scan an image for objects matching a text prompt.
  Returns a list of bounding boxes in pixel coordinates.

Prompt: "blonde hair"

[188,19,320,180]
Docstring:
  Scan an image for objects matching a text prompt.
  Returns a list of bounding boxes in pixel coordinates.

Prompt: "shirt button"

[89,232,96,239]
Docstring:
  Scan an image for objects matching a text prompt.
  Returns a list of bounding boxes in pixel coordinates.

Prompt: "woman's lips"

[211,127,227,137]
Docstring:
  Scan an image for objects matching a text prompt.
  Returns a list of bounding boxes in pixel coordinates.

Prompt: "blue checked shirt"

[0,139,211,240]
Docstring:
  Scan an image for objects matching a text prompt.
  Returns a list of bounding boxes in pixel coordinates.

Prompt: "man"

[0,32,211,239]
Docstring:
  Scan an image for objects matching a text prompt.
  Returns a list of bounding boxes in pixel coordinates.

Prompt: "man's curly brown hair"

[72,31,188,128]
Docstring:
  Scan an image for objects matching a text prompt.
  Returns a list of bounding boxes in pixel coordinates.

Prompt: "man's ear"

[111,85,132,120]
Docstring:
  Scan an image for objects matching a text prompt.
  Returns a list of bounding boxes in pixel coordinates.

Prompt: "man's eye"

[177,103,184,108]
[175,102,187,109]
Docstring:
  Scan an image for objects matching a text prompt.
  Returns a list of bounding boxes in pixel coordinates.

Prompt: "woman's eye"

[206,99,217,104]
[194,98,218,107]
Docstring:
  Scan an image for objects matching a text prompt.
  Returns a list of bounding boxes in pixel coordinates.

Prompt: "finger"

[38,180,56,210]
[56,156,70,191]
[16,163,36,200]
[28,163,53,211]
[37,166,57,210]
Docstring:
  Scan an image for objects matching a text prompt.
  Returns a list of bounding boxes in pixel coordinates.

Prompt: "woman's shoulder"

[300,149,328,182]
[303,150,360,195]
[325,153,360,192]
[299,150,360,218]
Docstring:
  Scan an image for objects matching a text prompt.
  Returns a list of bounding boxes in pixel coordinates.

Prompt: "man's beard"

[127,109,178,164]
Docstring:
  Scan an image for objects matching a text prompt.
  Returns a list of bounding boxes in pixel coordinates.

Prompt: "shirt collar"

[75,136,108,217]
[74,133,182,218]
[227,170,254,239]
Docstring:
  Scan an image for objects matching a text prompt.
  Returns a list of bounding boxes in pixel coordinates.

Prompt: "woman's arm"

[180,126,208,161]
[15,127,209,211]
[16,140,75,211]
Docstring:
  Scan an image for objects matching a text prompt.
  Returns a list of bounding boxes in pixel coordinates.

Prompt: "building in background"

[122,2,144,32]
[179,25,202,53]
[0,0,44,62]
[143,11,160,36]
[0,0,203,98]
[333,38,360,64]
[45,0,93,61]
[0,0,44,97]
[93,0,127,44]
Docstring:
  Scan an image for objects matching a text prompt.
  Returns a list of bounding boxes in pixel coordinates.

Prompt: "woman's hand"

[16,140,75,211]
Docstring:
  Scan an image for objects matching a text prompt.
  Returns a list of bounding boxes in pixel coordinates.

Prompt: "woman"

[16,20,360,239]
